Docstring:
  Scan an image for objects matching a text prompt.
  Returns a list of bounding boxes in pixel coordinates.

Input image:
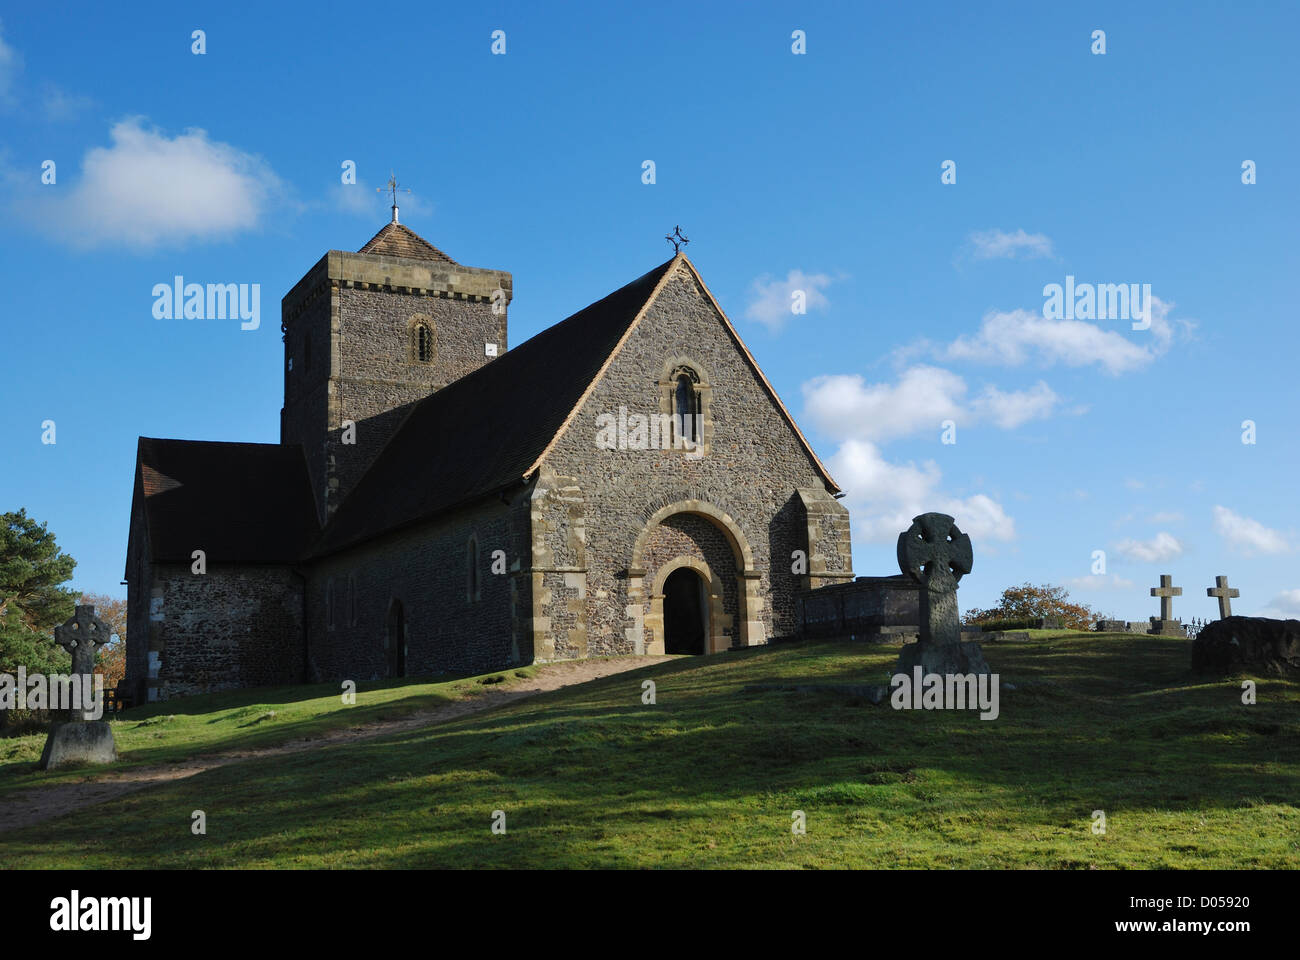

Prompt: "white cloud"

[801,365,1059,443]
[41,84,92,121]
[1064,574,1136,591]
[1212,505,1289,555]
[1148,511,1184,525]
[745,269,833,333]
[968,228,1054,261]
[0,19,20,106]
[14,117,281,249]
[1113,531,1183,563]
[1263,589,1300,619]
[938,302,1179,375]
[827,439,1016,544]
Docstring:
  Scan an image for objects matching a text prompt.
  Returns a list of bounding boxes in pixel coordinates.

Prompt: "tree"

[80,592,127,691]
[0,509,78,677]
[963,582,1098,630]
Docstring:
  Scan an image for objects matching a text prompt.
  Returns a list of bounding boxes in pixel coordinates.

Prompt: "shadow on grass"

[3,637,1297,868]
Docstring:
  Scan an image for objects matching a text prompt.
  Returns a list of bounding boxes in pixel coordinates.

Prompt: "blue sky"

[1,1,1297,621]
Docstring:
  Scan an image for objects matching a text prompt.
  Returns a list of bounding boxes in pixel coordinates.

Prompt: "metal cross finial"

[665,225,689,254]
[377,170,411,224]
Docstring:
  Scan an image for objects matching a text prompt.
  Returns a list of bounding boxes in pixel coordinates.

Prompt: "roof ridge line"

[676,256,840,493]
[520,255,683,479]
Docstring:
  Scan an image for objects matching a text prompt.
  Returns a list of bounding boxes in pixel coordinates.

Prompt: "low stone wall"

[795,575,920,640]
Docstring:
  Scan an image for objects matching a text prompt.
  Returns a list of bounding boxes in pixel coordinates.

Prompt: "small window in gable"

[659,359,712,456]
[675,373,701,444]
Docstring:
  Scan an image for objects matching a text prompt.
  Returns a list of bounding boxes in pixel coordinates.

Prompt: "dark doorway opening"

[663,567,708,655]
[386,600,406,678]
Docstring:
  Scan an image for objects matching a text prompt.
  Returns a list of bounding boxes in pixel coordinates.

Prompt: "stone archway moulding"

[627,499,764,653]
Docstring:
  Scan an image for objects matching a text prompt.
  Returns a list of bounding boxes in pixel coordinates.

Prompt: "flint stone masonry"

[537,264,852,659]
[143,565,305,700]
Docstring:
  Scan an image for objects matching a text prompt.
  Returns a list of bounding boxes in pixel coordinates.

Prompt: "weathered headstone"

[894,513,990,675]
[1147,574,1185,636]
[1206,576,1240,619]
[39,605,117,771]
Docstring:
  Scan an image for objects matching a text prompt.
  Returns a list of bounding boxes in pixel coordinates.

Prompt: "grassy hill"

[2,633,1297,868]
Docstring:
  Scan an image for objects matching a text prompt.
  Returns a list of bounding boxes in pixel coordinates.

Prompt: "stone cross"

[53,605,112,679]
[1150,574,1182,621]
[1206,575,1239,619]
[894,512,988,674]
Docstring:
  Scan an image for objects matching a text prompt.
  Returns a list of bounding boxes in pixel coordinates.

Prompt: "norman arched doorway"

[663,566,708,654]
[386,599,406,678]
[629,500,766,655]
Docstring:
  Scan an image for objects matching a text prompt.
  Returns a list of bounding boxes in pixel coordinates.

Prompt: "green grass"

[0,667,539,794]
[2,633,1297,869]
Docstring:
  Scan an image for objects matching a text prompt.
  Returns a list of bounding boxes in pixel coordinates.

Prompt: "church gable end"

[529,256,851,657]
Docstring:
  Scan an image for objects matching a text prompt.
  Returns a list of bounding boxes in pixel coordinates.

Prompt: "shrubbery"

[963,582,1098,631]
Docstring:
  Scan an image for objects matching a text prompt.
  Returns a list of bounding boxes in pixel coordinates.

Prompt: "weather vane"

[378,171,411,224]
[665,225,689,254]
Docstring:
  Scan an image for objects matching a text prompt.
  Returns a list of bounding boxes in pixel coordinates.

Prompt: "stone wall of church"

[536,263,853,658]
[145,564,305,701]
[327,286,509,517]
[281,281,332,522]
[305,491,531,681]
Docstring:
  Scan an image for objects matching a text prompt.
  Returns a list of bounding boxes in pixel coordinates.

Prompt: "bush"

[964,583,1098,631]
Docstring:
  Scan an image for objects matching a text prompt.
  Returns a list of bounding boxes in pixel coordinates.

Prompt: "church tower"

[280,206,512,522]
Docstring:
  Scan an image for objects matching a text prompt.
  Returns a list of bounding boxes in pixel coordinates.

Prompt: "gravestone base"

[39,721,117,770]
[895,639,991,677]
[1147,619,1185,637]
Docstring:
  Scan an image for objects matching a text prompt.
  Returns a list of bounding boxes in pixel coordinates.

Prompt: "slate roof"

[133,438,320,565]
[357,221,457,263]
[312,257,681,556]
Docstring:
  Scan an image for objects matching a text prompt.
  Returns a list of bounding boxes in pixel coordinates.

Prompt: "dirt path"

[0,656,669,836]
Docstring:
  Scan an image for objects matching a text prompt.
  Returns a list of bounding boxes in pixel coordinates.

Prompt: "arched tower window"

[304,334,312,373]
[414,323,434,363]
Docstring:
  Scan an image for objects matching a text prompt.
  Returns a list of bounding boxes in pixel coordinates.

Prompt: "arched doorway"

[386,599,406,678]
[629,500,765,654]
[663,567,708,654]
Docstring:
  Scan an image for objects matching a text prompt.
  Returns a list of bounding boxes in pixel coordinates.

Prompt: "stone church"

[124,212,854,702]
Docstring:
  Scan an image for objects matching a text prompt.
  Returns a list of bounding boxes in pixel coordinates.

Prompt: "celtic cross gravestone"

[39,604,118,770]
[894,512,990,676]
